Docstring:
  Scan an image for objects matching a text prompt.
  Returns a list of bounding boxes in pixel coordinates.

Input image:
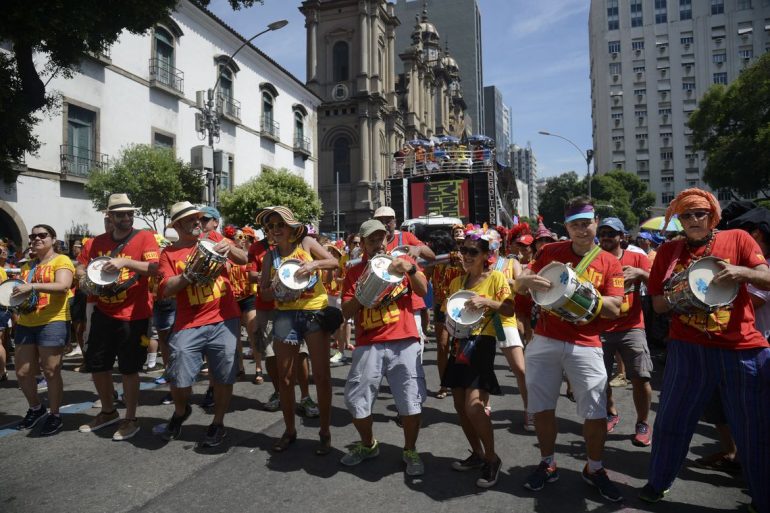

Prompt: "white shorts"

[498,325,524,349]
[525,334,607,420]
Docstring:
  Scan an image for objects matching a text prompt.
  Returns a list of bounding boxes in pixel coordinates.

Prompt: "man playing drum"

[596,217,654,447]
[515,196,625,502]
[76,194,160,441]
[640,189,770,513]
[340,219,428,476]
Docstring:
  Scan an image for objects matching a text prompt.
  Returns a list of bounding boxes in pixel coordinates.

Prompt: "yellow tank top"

[272,245,328,311]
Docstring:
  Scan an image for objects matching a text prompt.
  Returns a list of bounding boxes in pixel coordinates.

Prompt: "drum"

[531,262,603,324]
[0,279,38,313]
[664,256,738,314]
[82,256,120,295]
[183,240,227,284]
[389,246,410,258]
[354,254,404,308]
[272,258,312,303]
[445,290,485,339]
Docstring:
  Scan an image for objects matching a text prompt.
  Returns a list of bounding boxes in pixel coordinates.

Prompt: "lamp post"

[538,130,594,198]
[195,19,288,206]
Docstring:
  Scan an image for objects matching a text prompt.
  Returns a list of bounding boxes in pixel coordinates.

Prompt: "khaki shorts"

[600,328,653,380]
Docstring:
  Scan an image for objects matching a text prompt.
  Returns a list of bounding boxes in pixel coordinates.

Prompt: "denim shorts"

[15,321,70,348]
[167,317,239,387]
[153,298,176,332]
[272,309,322,345]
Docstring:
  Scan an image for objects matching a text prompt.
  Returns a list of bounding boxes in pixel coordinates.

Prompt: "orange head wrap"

[665,188,721,230]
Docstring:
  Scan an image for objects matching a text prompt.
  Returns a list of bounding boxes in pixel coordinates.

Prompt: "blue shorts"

[273,309,322,345]
[0,309,12,329]
[167,317,239,388]
[15,321,70,348]
[153,298,176,332]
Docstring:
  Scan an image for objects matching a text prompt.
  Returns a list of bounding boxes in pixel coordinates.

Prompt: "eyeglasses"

[29,232,50,240]
[200,216,212,223]
[598,230,620,238]
[680,211,710,221]
[351,240,361,245]
[266,221,287,231]
[458,246,481,257]
[112,212,133,218]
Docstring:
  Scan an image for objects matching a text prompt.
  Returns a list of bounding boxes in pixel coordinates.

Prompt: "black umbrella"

[718,200,757,229]
[729,207,770,236]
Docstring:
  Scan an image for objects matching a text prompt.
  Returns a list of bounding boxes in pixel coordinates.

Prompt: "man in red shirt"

[597,217,653,447]
[640,189,770,513]
[515,196,624,502]
[340,219,428,476]
[76,194,159,441]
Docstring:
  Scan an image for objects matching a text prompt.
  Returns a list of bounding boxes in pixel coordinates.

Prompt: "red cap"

[516,234,535,246]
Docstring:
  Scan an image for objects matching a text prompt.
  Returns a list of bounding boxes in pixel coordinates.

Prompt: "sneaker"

[113,419,140,441]
[633,422,652,447]
[65,346,82,357]
[160,392,174,405]
[452,450,486,471]
[143,362,165,374]
[263,392,281,412]
[340,440,380,466]
[36,377,48,392]
[523,412,536,432]
[484,405,492,417]
[200,423,226,448]
[0,372,7,382]
[79,410,120,433]
[609,373,628,387]
[403,449,425,476]
[91,399,102,409]
[200,387,215,408]
[582,465,623,502]
[476,456,502,488]
[329,350,343,364]
[298,396,320,418]
[524,461,559,491]
[606,413,621,433]
[159,404,192,441]
[17,405,47,430]
[638,483,669,503]
[39,414,63,436]
[154,375,169,385]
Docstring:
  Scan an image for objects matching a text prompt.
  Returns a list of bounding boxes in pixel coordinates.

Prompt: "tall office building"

[511,143,538,217]
[589,0,770,208]
[483,85,511,165]
[393,0,484,133]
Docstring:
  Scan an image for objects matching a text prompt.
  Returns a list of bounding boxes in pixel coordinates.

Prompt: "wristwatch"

[407,264,417,276]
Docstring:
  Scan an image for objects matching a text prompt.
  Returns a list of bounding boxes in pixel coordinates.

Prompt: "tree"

[689,53,770,198]
[218,169,323,227]
[537,171,585,235]
[85,144,204,232]
[591,170,655,230]
[0,0,262,182]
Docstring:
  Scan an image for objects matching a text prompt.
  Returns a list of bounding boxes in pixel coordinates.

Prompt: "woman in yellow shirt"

[13,224,75,436]
[257,206,339,455]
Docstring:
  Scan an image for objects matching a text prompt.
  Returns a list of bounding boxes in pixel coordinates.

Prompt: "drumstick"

[345,253,453,269]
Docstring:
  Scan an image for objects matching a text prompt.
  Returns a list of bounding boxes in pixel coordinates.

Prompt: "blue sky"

[208,0,591,179]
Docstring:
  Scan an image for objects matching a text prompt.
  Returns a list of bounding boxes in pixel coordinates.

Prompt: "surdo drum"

[531,262,603,324]
[354,254,405,308]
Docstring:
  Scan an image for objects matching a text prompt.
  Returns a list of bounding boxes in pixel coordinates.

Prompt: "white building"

[1,0,320,246]
[510,143,538,217]
[589,0,770,208]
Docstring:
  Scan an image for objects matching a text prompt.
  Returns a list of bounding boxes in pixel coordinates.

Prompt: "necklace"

[685,230,715,262]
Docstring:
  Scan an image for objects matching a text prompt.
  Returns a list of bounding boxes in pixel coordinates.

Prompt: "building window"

[713,72,728,84]
[216,62,241,120]
[681,35,694,45]
[332,137,351,183]
[662,192,674,203]
[611,112,624,120]
[293,109,310,154]
[682,81,696,91]
[607,0,619,30]
[739,48,754,59]
[655,0,667,24]
[687,179,699,188]
[630,0,643,27]
[332,41,349,82]
[661,151,674,160]
[608,41,621,53]
[635,110,648,118]
[217,152,233,192]
[635,133,648,139]
[633,65,646,73]
[713,51,727,63]
[711,0,724,14]
[634,88,646,96]
[65,104,101,177]
[659,108,672,116]
[679,0,692,20]
[717,189,732,201]
[152,27,179,91]
[632,41,645,52]
[737,0,752,8]
[153,131,174,149]
[609,62,621,75]
[662,176,674,183]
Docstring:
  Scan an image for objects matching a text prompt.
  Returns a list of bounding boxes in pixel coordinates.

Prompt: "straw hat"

[167,201,202,228]
[255,206,302,228]
[106,193,138,212]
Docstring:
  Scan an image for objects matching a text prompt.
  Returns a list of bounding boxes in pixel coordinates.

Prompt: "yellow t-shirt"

[19,254,76,327]
[0,268,7,282]
[444,270,515,337]
[272,245,328,311]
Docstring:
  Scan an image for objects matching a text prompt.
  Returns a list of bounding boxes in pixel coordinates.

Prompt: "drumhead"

[370,254,403,283]
[389,246,409,258]
[87,257,120,286]
[532,262,573,306]
[446,290,484,324]
[278,259,310,290]
[688,257,738,305]
[0,279,27,307]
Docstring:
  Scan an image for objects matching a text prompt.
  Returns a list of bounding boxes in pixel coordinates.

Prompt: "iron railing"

[149,58,184,94]
[293,135,311,154]
[389,146,496,178]
[60,145,108,177]
[261,114,280,139]
[217,93,241,121]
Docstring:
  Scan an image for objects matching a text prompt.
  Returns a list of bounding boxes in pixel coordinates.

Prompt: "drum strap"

[574,245,602,276]
[104,230,141,296]
[25,261,39,284]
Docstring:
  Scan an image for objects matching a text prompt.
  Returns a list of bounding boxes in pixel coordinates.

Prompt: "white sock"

[587,458,603,473]
[146,352,157,367]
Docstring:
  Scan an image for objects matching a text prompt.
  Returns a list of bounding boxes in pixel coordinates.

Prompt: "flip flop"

[436,388,449,399]
[252,370,264,385]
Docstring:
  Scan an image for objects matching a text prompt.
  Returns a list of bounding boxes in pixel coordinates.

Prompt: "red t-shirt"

[78,230,159,321]
[606,250,652,332]
[158,243,240,331]
[80,238,97,304]
[387,230,427,310]
[248,239,276,311]
[342,254,419,346]
[530,241,625,347]
[648,230,768,349]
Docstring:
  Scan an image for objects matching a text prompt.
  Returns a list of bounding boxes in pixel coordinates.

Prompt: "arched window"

[332,41,349,82]
[295,111,304,141]
[155,27,174,68]
[262,92,274,122]
[219,66,233,101]
[333,137,351,183]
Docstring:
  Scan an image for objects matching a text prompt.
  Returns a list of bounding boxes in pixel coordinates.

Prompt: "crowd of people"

[1,188,768,511]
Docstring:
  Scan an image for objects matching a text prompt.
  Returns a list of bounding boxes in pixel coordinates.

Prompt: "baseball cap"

[360,219,388,238]
[200,206,221,220]
[516,234,535,246]
[373,206,396,219]
[637,231,654,242]
[598,217,625,233]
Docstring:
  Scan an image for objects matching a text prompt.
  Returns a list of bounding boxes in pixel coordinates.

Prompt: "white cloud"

[505,0,588,39]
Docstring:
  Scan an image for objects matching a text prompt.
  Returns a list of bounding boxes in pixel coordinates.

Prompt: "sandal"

[252,370,264,385]
[435,388,449,399]
[272,431,297,452]
[315,432,332,456]
[693,453,741,475]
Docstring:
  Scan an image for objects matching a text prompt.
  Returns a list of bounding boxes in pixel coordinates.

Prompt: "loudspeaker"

[386,178,406,220]
[470,172,490,225]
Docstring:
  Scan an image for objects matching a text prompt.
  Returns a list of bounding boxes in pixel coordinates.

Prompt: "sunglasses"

[680,211,710,221]
[29,232,50,240]
[266,221,287,231]
[598,230,620,238]
[112,212,134,218]
[351,240,361,245]
[459,246,482,257]
[200,216,212,222]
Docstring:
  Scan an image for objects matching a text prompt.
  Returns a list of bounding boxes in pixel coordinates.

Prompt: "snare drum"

[184,240,227,285]
[0,279,39,313]
[354,254,404,308]
[531,262,603,324]
[389,246,410,258]
[83,256,120,295]
[445,290,485,339]
[272,259,312,303]
[664,256,738,314]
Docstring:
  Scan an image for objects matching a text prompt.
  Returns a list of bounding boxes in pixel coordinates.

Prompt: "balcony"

[217,94,241,123]
[149,58,184,97]
[60,145,108,178]
[261,114,280,142]
[293,135,311,158]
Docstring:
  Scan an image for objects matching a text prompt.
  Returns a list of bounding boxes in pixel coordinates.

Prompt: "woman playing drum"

[257,206,339,454]
[13,224,75,436]
[441,226,514,489]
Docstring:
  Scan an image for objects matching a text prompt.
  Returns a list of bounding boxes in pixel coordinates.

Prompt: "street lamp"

[538,130,594,198]
[195,19,288,206]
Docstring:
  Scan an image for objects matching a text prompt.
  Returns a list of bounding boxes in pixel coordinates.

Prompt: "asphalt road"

[0,338,751,513]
